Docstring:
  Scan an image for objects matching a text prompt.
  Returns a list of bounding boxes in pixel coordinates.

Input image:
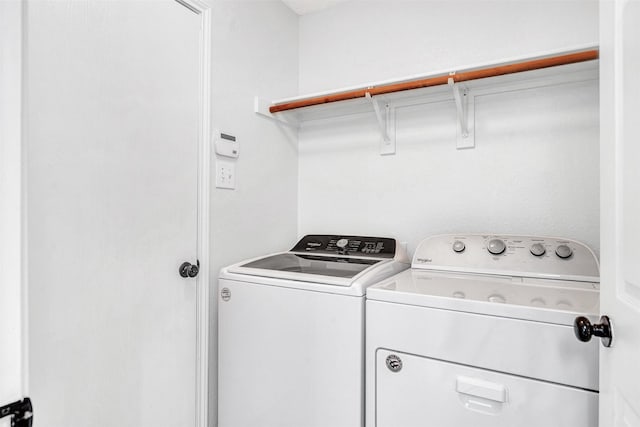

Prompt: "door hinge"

[0,398,33,427]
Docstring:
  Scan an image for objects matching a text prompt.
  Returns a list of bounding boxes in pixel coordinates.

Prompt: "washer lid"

[367,269,599,326]
[226,234,406,287]
[234,253,382,284]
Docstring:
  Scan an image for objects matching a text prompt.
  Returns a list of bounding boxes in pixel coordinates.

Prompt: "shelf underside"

[273,59,598,125]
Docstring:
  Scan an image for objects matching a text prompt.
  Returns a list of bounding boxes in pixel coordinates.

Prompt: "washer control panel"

[413,234,599,281]
[291,235,397,258]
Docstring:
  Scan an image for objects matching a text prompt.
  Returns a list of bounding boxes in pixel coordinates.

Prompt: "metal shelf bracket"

[254,96,299,129]
[448,75,475,149]
[365,91,395,155]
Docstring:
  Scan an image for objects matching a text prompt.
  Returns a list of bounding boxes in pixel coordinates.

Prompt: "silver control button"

[487,239,506,255]
[530,243,546,257]
[555,244,573,259]
[336,238,349,248]
[452,241,466,253]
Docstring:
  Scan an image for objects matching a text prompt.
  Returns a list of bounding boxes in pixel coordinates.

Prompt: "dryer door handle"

[456,376,506,403]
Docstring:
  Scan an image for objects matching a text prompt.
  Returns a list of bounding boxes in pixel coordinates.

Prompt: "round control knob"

[530,243,546,257]
[336,238,349,248]
[487,239,506,255]
[556,244,573,259]
[452,241,465,253]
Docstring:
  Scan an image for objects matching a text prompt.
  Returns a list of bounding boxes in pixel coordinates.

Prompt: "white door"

[599,0,640,425]
[24,1,204,426]
[0,1,25,426]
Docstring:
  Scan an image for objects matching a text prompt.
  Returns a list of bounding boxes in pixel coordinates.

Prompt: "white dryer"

[366,234,600,427]
[218,234,409,427]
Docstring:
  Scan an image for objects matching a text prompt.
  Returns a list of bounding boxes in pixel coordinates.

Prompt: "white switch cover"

[216,160,236,189]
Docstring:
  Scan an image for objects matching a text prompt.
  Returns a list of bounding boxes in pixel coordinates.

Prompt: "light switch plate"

[216,160,236,189]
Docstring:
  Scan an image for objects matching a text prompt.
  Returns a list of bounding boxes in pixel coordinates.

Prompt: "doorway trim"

[0,0,25,405]
[6,0,211,423]
[173,0,212,426]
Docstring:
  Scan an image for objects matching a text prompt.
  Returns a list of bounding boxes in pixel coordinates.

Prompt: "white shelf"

[255,45,599,152]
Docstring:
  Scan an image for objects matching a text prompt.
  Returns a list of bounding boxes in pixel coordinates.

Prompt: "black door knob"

[179,260,200,278]
[574,315,612,347]
[188,262,199,277]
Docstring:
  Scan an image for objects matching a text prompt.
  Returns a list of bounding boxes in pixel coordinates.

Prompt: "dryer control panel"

[291,235,397,258]
[412,234,599,282]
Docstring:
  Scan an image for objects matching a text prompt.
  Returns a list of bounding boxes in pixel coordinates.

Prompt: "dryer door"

[375,349,597,427]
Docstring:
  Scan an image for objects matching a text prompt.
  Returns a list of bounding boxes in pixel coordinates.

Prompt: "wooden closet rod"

[269,49,599,113]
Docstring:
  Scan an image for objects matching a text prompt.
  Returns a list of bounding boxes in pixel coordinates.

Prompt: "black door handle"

[574,315,613,347]
[179,260,199,278]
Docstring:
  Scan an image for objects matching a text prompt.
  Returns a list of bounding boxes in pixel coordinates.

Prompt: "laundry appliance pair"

[217,233,600,427]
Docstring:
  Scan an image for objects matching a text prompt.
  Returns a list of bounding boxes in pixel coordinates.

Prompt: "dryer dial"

[530,243,546,257]
[452,241,466,253]
[556,244,573,259]
[487,239,506,255]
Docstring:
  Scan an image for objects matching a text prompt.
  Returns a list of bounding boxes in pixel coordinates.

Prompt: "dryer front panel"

[375,349,597,427]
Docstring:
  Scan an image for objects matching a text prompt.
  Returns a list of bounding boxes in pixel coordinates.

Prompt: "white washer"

[218,234,409,427]
[366,234,600,427]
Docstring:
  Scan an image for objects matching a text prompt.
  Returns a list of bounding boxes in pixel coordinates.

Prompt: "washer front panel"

[219,278,364,427]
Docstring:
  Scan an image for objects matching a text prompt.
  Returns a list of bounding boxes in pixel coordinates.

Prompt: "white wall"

[208,2,299,425]
[0,0,24,413]
[299,0,599,93]
[297,1,601,256]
